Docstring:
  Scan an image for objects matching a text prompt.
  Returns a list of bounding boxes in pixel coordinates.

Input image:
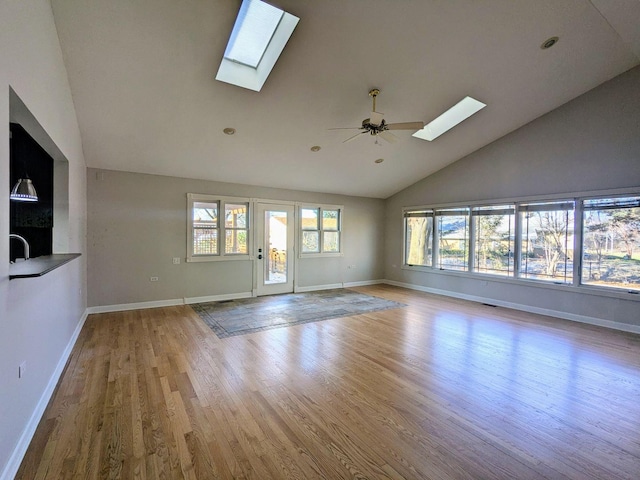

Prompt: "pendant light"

[10,175,38,202]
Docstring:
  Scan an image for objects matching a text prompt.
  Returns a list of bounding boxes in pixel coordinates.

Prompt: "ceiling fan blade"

[329,127,361,131]
[378,131,398,144]
[369,111,384,126]
[343,131,367,143]
[386,121,424,130]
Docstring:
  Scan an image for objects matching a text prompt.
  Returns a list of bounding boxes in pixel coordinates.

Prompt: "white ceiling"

[50,0,640,199]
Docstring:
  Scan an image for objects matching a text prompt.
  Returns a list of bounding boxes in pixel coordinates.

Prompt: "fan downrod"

[369,88,380,111]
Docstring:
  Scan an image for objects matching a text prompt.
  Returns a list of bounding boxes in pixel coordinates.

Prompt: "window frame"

[580,194,640,293]
[471,204,516,277]
[516,200,575,284]
[434,207,470,272]
[401,188,640,300]
[187,193,251,262]
[404,209,434,267]
[298,204,344,257]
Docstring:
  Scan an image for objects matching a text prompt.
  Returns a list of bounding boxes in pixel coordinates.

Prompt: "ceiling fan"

[330,89,424,144]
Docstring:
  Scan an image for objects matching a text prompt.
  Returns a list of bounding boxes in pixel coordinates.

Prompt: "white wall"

[0,1,86,478]
[87,168,384,307]
[385,66,640,332]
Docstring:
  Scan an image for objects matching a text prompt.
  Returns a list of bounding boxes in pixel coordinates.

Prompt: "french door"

[255,203,295,296]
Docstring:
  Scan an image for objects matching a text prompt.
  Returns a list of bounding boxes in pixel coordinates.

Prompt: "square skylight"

[413,96,486,141]
[216,0,299,92]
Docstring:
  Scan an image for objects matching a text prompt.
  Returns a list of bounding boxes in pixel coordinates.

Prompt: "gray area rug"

[191,288,406,338]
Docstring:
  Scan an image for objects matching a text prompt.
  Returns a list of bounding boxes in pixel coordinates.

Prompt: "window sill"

[186,255,251,263]
[299,252,343,259]
[400,264,640,301]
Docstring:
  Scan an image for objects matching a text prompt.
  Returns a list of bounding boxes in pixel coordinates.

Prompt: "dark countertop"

[9,253,81,279]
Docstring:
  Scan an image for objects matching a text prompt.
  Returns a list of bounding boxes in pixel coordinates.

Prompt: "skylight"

[223,0,284,68]
[216,0,299,92]
[413,96,486,141]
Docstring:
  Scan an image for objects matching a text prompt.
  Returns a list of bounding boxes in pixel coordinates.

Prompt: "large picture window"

[519,201,574,284]
[473,205,515,276]
[582,196,640,291]
[435,208,469,271]
[187,194,250,261]
[404,210,433,267]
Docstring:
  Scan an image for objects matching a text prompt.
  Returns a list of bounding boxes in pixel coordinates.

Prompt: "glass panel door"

[256,203,294,296]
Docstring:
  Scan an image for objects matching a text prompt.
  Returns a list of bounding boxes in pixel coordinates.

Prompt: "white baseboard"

[87,292,257,314]
[1,310,89,480]
[343,279,385,288]
[184,291,253,304]
[86,298,184,314]
[295,283,343,293]
[383,279,640,335]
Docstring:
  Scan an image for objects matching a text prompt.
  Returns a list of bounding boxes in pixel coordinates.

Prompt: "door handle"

[258,254,263,260]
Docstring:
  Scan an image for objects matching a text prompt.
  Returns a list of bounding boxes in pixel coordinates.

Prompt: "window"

[300,205,342,255]
[401,191,640,298]
[404,209,433,266]
[193,201,219,255]
[188,194,250,261]
[472,205,515,276]
[582,196,640,291]
[435,208,469,271]
[301,207,320,253]
[224,203,249,254]
[519,201,574,283]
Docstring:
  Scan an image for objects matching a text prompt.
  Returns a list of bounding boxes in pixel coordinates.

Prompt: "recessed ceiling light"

[310,145,321,152]
[541,36,559,50]
[223,127,236,135]
[374,158,384,164]
[413,96,486,142]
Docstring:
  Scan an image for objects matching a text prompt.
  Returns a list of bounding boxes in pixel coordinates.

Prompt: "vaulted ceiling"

[51,0,640,198]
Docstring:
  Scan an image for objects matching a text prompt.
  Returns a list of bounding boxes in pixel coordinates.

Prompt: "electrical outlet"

[150,276,159,282]
[19,361,26,379]
[172,257,181,264]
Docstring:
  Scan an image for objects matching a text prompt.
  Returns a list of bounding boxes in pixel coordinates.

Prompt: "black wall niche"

[10,122,54,261]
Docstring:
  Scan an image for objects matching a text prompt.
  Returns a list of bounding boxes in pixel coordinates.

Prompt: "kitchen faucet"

[9,233,30,260]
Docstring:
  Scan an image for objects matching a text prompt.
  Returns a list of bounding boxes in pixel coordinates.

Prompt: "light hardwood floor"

[16,285,640,479]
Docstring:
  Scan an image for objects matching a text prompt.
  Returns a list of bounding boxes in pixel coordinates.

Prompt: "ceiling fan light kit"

[330,89,424,144]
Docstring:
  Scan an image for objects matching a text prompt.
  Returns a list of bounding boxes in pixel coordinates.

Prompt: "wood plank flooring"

[16,285,640,479]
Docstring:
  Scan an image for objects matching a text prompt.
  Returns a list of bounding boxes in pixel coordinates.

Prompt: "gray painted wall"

[0,1,87,477]
[87,169,385,307]
[385,66,640,331]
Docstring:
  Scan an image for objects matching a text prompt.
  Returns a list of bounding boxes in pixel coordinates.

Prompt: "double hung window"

[300,205,342,255]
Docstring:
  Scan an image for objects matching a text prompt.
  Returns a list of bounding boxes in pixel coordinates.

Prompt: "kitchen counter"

[9,253,81,279]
